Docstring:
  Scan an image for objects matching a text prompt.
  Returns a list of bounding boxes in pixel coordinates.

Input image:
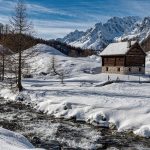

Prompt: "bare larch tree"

[10,0,32,91]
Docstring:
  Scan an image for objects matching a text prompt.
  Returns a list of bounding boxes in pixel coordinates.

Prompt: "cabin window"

[106,67,108,71]
[139,68,142,72]
[117,68,120,72]
[129,68,131,72]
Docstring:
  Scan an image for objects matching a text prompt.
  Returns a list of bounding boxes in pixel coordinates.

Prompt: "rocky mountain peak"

[57,16,150,51]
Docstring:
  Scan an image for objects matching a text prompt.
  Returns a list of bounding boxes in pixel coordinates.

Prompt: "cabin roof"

[100,41,137,56]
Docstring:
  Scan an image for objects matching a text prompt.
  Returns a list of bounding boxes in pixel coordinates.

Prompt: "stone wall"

[124,67,145,74]
[102,66,145,74]
[102,66,124,74]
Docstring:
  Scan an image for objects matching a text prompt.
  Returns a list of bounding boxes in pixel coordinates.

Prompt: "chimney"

[127,40,131,48]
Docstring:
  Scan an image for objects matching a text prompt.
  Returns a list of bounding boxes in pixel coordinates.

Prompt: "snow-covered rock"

[134,125,150,138]
[0,127,44,150]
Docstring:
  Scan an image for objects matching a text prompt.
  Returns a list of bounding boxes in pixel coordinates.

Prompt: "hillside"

[24,44,101,76]
[0,33,95,57]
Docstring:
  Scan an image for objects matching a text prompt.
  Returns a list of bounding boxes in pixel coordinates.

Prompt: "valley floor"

[0,44,150,149]
[0,73,150,139]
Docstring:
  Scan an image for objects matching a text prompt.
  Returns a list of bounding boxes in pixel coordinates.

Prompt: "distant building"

[100,41,146,74]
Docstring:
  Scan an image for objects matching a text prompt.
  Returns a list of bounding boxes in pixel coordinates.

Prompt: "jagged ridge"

[58,16,143,51]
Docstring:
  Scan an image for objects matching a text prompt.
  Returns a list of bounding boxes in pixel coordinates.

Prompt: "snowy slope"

[58,16,140,50]
[24,44,101,76]
[0,127,44,150]
[24,44,66,74]
[0,44,150,139]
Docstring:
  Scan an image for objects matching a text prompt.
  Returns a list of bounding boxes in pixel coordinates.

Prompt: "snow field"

[0,44,150,138]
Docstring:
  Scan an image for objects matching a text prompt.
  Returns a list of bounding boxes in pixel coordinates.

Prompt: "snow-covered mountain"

[58,16,140,50]
[119,17,150,42]
[57,30,85,44]
[59,16,150,51]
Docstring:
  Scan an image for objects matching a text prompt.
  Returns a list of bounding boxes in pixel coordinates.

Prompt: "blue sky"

[0,0,150,39]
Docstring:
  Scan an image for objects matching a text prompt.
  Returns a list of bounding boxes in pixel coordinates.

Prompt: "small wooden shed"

[100,41,146,74]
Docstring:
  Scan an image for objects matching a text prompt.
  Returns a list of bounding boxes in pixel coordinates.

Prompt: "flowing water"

[0,97,150,150]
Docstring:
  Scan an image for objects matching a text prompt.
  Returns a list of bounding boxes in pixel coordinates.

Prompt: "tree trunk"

[2,53,5,81]
[18,50,23,91]
[18,34,23,91]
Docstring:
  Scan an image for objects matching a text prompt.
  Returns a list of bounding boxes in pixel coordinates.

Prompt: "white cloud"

[0,14,10,24]
[0,0,15,12]
[118,0,150,17]
[32,19,95,39]
[0,0,75,17]
[27,3,75,17]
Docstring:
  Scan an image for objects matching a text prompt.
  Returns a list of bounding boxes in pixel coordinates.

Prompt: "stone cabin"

[100,41,146,74]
